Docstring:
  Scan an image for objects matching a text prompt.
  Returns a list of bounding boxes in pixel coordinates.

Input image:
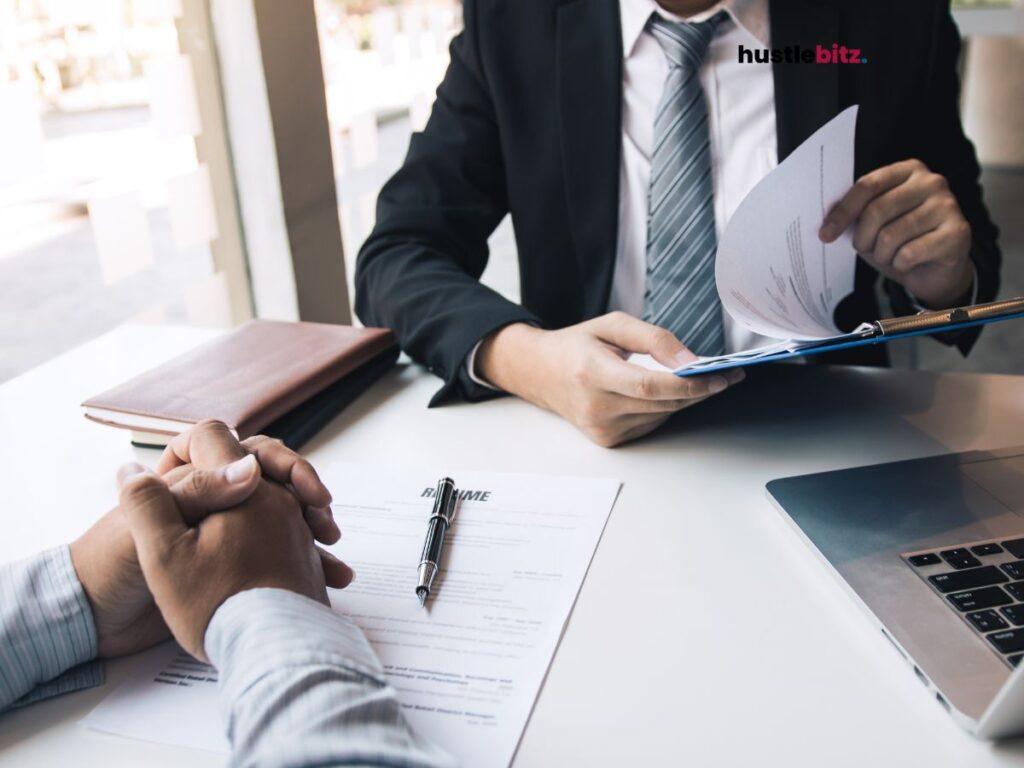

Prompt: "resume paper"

[83,464,622,767]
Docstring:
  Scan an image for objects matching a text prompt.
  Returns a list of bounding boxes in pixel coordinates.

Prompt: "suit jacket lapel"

[556,0,622,317]
[770,0,840,161]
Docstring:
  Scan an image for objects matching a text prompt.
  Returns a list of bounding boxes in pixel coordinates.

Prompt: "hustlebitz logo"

[738,44,867,64]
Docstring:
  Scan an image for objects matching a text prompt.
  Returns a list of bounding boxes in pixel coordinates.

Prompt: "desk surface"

[1,325,1023,767]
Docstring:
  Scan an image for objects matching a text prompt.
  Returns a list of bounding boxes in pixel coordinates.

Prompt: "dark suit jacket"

[355,0,1001,405]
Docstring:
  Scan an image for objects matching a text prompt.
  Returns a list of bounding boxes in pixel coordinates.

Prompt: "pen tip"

[417,590,426,607]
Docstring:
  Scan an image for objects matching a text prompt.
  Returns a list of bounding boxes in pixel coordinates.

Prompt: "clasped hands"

[69,420,353,663]
[478,159,973,449]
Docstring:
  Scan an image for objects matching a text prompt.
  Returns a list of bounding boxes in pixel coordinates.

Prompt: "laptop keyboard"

[904,537,1024,669]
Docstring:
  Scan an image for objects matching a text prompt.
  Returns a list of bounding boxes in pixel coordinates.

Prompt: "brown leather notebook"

[83,320,397,446]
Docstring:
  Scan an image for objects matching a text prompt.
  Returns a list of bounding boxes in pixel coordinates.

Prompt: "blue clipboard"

[675,297,1024,377]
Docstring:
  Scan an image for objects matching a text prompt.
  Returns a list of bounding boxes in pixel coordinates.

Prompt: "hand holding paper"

[634,106,1019,378]
[476,314,742,448]
[629,106,862,377]
[820,157,974,308]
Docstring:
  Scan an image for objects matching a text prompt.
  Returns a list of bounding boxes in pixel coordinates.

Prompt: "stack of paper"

[627,106,862,376]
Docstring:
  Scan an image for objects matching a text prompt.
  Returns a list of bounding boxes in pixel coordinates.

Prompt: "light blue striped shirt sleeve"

[0,546,103,712]
[206,588,457,768]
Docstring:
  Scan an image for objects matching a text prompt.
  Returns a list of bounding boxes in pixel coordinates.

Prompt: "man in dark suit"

[356,0,1000,446]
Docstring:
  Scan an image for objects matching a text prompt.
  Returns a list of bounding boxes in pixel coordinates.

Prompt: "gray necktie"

[643,12,728,357]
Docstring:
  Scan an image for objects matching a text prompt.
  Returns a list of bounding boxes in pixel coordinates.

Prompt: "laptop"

[766,445,1024,739]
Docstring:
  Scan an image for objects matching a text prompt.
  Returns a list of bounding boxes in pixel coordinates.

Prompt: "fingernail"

[224,454,258,484]
[708,376,728,394]
[117,462,152,483]
[674,349,697,366]
[819,223,837,241]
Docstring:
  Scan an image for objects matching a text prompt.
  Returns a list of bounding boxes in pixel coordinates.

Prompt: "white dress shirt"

[611,0,777,354]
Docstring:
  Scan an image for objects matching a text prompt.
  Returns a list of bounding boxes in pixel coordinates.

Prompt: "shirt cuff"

[205,588,386,708]
[464,340,502,391]
[9,662,104,711]
[0,546,102,711]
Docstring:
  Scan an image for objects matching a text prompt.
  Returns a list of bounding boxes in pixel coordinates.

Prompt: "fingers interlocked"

[115,421,354,661]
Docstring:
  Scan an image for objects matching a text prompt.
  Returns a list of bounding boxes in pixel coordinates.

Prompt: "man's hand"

[476,313,743,447]
[157,423,342,550]
[69,456,264,657]
[69,421,350,658]
[819,159,973,308]
[117,467,329,663]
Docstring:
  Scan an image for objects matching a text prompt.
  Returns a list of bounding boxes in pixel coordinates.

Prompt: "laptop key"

[908,553,941,567]
[945,554,982,570]
[968,610,1009,632]
[988,630,1024,655]
[948,587,1012,612]
[1002,539,1024,559]
[1002,606,1024,626]
[941,548,972,559]
[1007,582,1024,602]
[1010,654,1024,668]
[972,543,1004,557]
[1003,561,1024,580]
[929,566,1008,594]
[941,548,982,569]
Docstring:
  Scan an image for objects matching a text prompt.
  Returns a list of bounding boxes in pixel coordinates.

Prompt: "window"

[314,0,520,312]
[0,0,247,383]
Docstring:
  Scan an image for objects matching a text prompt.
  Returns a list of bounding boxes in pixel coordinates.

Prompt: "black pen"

[416,477,458,606]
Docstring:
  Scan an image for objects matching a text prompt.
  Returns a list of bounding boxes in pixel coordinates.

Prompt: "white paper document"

[638,106,859,375]
[83,464,621,766]
[82,644,228,753]
[715,105,858,343]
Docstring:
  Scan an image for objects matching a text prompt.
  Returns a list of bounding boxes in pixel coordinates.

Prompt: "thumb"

[592,312,697,368]
[117,462,187,555]
[170,454,261,526]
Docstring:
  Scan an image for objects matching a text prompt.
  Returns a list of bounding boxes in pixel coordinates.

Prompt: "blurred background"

[0,0,1020,384]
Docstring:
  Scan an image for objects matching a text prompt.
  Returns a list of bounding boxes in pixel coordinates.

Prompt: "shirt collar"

[619,0,770,58]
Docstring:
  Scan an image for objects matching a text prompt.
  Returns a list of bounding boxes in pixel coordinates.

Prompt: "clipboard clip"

[876,297,1024,336]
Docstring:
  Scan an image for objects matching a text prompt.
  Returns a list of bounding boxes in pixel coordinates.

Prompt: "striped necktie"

[643,11,728,357]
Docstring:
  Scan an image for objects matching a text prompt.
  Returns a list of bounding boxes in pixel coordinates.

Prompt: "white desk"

[1,325,1023,767]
